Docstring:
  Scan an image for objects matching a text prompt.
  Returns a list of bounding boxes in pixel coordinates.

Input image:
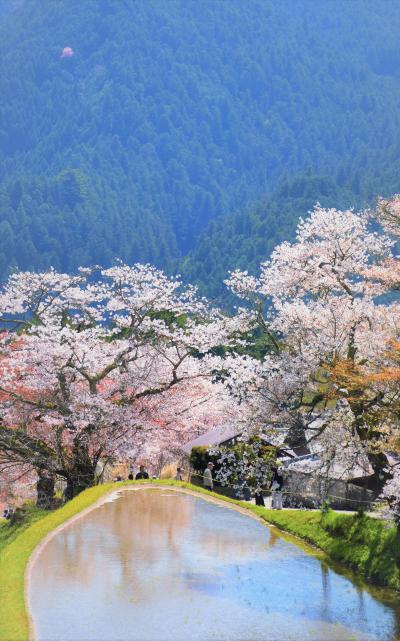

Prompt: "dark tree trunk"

[352,407,390,498]
[36,472,55,509]
[63,442,97,501]
[64,467,96,500]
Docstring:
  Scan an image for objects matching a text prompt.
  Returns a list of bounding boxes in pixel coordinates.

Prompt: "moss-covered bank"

[0,480,398,641]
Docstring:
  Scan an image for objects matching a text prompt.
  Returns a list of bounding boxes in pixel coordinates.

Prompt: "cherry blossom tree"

[225,204,400,495]
[3,200,400,517]
[209,436,277,496]
[381,465,400,524]
[0,264,246,504]
[359,195,400,289]
[136,378,241,475]
[327,339,400,520]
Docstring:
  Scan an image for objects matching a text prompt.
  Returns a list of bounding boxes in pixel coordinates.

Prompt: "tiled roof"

[181,425,242,454]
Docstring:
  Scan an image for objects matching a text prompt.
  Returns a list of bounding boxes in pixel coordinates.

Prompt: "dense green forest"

[1,0,400,291]
[181,173,359,302]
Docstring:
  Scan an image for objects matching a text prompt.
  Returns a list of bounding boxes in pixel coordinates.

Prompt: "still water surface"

[29,488,400,641]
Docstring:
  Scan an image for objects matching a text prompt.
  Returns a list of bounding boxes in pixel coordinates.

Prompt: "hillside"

[181,173,360,302]
[2,1,400,278]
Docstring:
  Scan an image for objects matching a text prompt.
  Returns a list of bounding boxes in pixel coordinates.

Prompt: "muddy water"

[29,489,400,641]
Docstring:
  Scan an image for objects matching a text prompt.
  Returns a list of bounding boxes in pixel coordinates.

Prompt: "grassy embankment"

[0,480,399,641]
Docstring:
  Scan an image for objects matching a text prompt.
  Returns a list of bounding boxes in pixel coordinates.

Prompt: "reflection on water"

[29,489,400,641]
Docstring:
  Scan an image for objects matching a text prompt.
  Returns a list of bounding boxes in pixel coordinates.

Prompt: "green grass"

[0,503,48,554]
[0,480,398,641]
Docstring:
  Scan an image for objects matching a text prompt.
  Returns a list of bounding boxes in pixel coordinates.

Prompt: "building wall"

[284,470,376,510]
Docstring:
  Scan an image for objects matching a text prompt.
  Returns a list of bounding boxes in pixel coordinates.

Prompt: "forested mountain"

[2,0,400,281]
[181,173,359,302]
